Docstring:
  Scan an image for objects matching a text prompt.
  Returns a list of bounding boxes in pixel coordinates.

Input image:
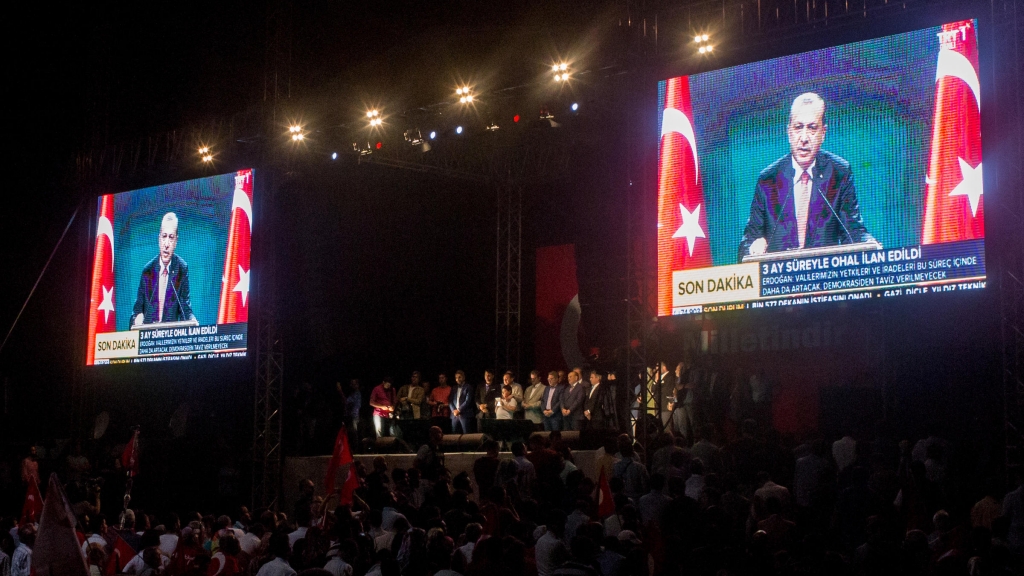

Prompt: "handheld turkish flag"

[86,194,116,365]
[20,479,43,525]
[921,20,984,244]
[122,429,140,477]
[324,426,354,495]
[657,76,712,316]
[217,169,254,324]
[102,530,137,575]
[32,473,90,576]
[595,468,615,518]
[339,465,361,506]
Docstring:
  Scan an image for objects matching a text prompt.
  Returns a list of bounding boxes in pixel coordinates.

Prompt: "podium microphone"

[765,192,792,249]
[169,270,194,322]
[816,184,855,244]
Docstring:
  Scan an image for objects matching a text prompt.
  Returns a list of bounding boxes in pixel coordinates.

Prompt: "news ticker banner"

[671,239,985,315]
[92,323,248,365]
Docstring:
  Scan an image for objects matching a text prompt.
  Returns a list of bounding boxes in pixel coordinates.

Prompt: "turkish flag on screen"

[86,194,116,365]
[657,76,712,316]
[218,169,253,324]
[921,20,984,244]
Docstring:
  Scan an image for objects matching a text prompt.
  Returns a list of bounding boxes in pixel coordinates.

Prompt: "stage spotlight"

[456,125,463,134]
[291,133,304,141]
[571,102,579,111]
[553,63,570,82]
[429,131,436,139]
[559,63,567,71]
[699,46,707,54]
[289,125,302,133]
[201,154,213,163]
[198,146,210,155]
[331,152,338,160]
[706,45,713,52]
[367,109,382,127]
[552,64,560,72]
[702,34,709,41]
[513,114,520,123]
[376,141,382,149]
[694,35,702,42]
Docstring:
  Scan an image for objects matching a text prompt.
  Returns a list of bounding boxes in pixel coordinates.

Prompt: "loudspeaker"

[528,430,581,448]
[364,437,413,454]
[440,433,490,452]
[392,419,431,447]
[480,419,537,444]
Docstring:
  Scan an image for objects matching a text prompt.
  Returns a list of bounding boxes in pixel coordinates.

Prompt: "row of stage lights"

[195,42,711,164]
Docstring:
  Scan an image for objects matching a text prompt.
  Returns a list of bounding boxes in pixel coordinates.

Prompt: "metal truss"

[997,0,1024,473]
[361,130,576,378]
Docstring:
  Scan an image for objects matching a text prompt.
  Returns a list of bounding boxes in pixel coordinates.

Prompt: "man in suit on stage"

[449,370,476,434]
[583,370,616,431]
[738,93,876,262]
[541,371,565,431]
[131,212,196,328]
[560,370,588,431]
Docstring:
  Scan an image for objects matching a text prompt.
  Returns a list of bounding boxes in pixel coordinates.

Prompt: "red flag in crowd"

[32,473,90,576]
[340,465,361,506]
[102,531,137,576]
[86,194,116,365]
[324,426,354,495]
[122,429,140,477]
[921,20,984,244]
[21,479,43,525]
[217,169,254,324]
[595,468,615,518]
[657,76,712,316]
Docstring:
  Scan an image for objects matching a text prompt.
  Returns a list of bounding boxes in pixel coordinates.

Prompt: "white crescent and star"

[97,215,114,270]
[233,265,250,307]
[672,203,706,257]
[661,107,700,183]
[936,48,980,111]
[98,285,114,324]
[949,158,983,217]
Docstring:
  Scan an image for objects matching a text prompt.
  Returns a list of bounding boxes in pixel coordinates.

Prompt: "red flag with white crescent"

[324,426,354,495]
[21,479,43,525]
[86,194,116,365]
[218,169,253,323]
[657,76,712,316]
[922,20,983,244]
[121,429,140,477]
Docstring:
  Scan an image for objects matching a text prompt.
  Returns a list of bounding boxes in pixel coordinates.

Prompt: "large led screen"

[86,169,254,364]
[657,20,984,315]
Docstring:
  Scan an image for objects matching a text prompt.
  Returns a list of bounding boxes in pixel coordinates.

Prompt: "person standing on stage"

[397,372,427,420]
[476,370,501,422]
[450,370,475,434]
[522,370,547,425]
[370,378,397,437]
[428,372,452,429]
[541,371,565,431]
[561,370,588,431]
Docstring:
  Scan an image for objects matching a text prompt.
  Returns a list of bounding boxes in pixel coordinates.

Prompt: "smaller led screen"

[657,20,985,315]
[85,169,254,365]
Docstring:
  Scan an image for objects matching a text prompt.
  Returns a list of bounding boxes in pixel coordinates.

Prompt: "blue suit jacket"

[449,383,476,416]
[540,384,564,414]
[130,254,195,328]
[562,383,589,418]
[738,151,875,262]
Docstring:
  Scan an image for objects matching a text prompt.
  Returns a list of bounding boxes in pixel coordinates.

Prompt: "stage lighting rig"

[197,146,213,163]
[353,142,373,156]
[367,109,383,127]
[456,86,474,104]
[404,128,431,152]
[552,62,569,82]
[486,122,499,132]
[288,124,305,141]
[695,33,713,55]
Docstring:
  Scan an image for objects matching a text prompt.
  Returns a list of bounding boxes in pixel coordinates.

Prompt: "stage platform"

[282,449,601,513]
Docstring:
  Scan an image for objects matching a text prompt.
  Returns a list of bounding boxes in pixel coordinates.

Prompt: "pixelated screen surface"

[657,20,984,316]
[85,169,254,365]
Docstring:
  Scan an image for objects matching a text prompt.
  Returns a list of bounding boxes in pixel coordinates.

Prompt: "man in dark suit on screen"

[130,212,196,328]
[738,93,876,262]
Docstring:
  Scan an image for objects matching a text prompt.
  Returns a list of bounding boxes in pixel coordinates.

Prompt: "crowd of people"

[3,359,1023,576]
